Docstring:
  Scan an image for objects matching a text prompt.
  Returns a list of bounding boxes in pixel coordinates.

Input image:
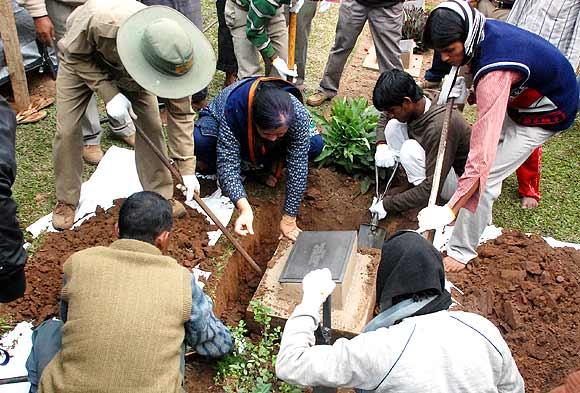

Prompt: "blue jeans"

[26,319,63,393]
[424,52,451,82]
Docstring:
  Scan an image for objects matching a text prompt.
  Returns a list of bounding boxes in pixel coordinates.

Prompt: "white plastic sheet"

[26,146,235,247]
[0,322,33,393]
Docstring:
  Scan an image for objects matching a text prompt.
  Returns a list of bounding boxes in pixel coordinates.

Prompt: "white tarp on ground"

[0,322,33,393]
[433,224,580,253]
[26,146,235,247]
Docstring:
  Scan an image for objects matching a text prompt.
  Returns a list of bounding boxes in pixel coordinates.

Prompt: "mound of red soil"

[7,167,579,393]
[4,203,222,323]
[449,230,580,392]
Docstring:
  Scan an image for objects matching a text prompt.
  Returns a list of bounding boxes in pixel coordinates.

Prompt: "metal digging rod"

[134,126,263,275]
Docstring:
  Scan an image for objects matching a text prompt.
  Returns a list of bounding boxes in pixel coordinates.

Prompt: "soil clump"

[449,230,580,392]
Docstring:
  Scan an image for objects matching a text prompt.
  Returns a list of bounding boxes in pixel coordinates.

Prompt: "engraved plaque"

[279,231,357,283]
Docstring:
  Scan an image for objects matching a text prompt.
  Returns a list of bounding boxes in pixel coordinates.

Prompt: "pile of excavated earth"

[4,168,579,392]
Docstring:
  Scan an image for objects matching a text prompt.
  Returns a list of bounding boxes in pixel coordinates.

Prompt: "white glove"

[106,93,137,136]
[301,268,336,312]
[177,174,200,201]
[290,0,304,13]
[319,0,331,12]
[417,204,456,233]
[272,56,298,79]
[448,76,468,104]
[375,144,396,168]
[369,197,387,220]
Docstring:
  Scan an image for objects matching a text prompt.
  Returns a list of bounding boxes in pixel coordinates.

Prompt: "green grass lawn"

[10,0,580,245]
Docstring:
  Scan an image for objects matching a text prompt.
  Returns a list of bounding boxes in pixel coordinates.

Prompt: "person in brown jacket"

[25,191,232,393]
[369,69,471,219]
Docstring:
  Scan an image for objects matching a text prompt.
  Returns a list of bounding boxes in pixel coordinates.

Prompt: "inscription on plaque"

[279,231,357,283]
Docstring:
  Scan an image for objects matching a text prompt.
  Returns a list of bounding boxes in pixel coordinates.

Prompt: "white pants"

[447,116,554,264]
[385,122,458,201]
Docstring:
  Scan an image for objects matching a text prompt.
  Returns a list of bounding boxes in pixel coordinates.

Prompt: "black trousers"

[216,0,238,73]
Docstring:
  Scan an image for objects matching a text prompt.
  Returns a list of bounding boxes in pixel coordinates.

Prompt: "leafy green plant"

[215,300,302,393]
[312,97,380,193]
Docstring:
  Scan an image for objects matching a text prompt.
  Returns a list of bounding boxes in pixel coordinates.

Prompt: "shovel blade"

[357,224,387,249]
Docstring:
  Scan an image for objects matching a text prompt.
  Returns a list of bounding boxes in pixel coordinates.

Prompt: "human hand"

[290,0,304,13]
[417,204,456,233]
[177,174,200,201]
[34,16,55,45]
[448,76,468,104]
[279,214,302,241]
[369,197,387,220]
[319,0,331,12]
[234,207,254,236]
[375,144,396,168]
[106,93,137,137]
[301,268,336,310]
[272,56,298,79]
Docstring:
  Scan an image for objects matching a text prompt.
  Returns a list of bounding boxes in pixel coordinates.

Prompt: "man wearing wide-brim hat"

[51,0,216,230]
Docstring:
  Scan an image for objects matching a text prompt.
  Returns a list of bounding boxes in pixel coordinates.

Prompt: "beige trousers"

[161,97,196,176]
[54,62,174,205]
[477,0,510,20]
[224,0,288,79]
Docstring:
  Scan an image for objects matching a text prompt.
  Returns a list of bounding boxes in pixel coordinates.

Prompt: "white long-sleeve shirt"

[276,306,524,392]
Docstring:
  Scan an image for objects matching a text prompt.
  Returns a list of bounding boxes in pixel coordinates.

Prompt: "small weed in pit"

[0,315,16,335]
[215,300,302,393]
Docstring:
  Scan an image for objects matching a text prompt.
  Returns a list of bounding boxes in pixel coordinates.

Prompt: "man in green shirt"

[225,0,302,79]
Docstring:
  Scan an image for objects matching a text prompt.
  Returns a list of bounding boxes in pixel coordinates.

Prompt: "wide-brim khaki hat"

[117,6,216,99]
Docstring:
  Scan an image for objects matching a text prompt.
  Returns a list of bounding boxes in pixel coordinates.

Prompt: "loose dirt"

[6,21,579,391]
[449,230,580,392]
[4,164,580,392]
[4,202,224,323]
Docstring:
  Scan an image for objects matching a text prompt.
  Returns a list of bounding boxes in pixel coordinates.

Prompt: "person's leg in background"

[368,2,403,73]
[476,0,510,20]
[516,146,542,208]
[422,51,451,88]
[216,0,238,86]
[263,8,289,78]
[52,63,95,229]
[446,117,554,271]
[163,97,197,177]
[26,319,64,393]
[126,91,175,206]
[294,0,318,90]
[306,0,369,106]
[399,139,426,187]
[45,0,107,165]
[193,116,220,174]
[187,0,210,109]
[225,0,263,78]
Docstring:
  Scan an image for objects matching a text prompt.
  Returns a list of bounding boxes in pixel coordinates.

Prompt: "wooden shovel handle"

[134,127,263,274]
[423,98,455,242]
[287,12,298,82]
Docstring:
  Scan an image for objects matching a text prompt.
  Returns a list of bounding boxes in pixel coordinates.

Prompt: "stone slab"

[280,231,356,283]
[250,239,380,337]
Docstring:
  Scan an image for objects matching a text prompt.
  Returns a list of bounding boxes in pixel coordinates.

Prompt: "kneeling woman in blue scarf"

[194,77,324,241]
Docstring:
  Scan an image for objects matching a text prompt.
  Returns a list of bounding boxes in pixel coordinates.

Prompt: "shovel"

[133,127,263,275]
[357,162,399,249]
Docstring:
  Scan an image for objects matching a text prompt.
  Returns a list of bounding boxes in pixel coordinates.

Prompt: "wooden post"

[0,0,31,111]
